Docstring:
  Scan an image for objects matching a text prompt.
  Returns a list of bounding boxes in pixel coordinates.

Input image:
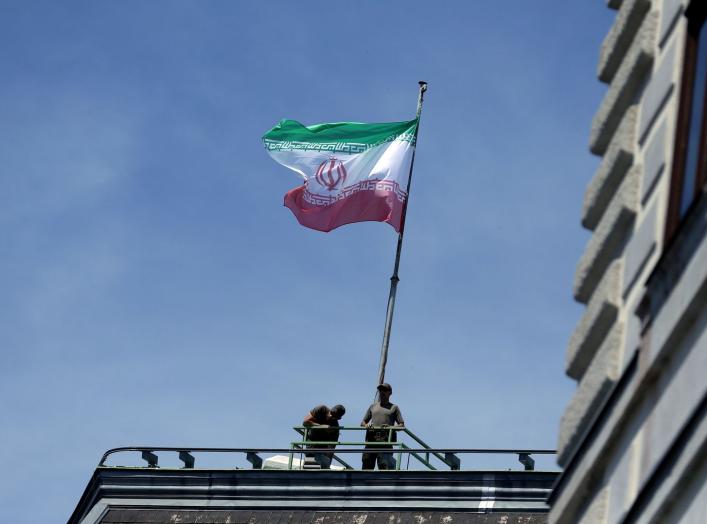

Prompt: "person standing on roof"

[302,404,345,469]
[360,383,405,470]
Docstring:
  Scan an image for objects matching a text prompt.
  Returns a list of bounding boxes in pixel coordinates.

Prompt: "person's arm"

[360,405,373,427]
[394,406,405,428]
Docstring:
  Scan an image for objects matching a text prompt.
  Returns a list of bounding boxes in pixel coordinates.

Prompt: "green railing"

[291,426,461,471]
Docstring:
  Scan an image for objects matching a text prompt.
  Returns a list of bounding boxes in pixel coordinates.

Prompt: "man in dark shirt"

[360,383,404,470]
[302,404,345,469]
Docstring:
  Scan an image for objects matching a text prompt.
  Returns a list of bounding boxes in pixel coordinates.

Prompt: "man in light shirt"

[360,383,404,470]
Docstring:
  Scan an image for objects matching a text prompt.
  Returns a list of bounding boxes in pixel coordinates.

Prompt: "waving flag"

[263,118,418,232]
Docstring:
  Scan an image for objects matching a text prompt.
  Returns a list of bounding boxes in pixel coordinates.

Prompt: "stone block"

[659,0,683,48]
[647,200,707,365]
[623,297,642,369]
[638,34,677,144]
[574,165,641,304]
[567,259,623,380]
[640,412,707,523]
[641,304,707,490]
[641,118,667,204]
[558,322,624,468]
[590,11,657,155]
[579,486,610,524]
[583,106,638,231]
[622,196,658,298]
[598,0,652,84]
[605,423,641,523]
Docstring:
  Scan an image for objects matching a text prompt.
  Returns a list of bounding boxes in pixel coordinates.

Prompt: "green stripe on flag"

[263,119,418,153]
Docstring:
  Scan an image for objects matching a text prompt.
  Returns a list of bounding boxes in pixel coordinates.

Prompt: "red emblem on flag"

[315,158,347,191]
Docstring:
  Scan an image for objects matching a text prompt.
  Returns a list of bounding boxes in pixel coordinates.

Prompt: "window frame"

[664,0,707,244]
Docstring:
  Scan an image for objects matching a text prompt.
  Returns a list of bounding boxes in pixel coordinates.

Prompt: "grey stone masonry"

[659,0,684,47]
[638,33,677,144]
[598,0,652,83]
[641,118,667,204]
[101,509,551,524]
[558,321,624,467]
[578,487,609,524]
[623,298,642,367]
[553,1,706,523]
[567,259,623,380]
[583,106,638,231]
[590,10,657,155]
[622,193,659,299]
[644,197,707,368]
[574,165,641,304]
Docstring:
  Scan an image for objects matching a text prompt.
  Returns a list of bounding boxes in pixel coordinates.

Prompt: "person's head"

[329,404,346,420]
[377,383,392,401]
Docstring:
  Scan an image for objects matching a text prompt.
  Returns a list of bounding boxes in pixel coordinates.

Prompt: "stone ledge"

[574,165,641,304]
[549,351,636,524]
[567,259,623,381]
[590,11,657,156]
[583,106,638,231]
[558,322,624,468]
[598,0,651,84]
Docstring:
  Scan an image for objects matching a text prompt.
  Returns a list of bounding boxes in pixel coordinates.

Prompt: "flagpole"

[376,81,427,388]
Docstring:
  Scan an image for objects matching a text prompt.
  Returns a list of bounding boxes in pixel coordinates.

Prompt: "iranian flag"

[263,118,418,232]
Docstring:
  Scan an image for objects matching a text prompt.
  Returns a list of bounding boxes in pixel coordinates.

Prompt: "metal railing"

[98,446,554,471]
[98,426,554,471]
[292,426,464,470]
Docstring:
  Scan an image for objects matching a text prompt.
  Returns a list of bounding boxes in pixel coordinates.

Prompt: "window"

[665,1,707,243]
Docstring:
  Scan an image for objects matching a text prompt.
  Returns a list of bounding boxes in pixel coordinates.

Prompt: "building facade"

[551,0,707,522]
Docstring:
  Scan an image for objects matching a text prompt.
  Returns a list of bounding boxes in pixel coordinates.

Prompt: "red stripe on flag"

[283,185,405,233]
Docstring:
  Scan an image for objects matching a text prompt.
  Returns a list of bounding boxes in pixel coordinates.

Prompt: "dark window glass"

[680,14,707,216]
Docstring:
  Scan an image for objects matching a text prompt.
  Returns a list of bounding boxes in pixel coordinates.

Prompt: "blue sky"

[0,1,614,521]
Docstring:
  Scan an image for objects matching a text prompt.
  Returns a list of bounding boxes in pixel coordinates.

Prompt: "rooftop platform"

[71,430,557,523]
[71,467,557,524]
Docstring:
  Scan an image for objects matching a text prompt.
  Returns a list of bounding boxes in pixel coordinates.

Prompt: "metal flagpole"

[376,81,428,388]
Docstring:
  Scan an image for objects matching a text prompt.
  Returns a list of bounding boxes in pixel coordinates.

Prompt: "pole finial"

[418,81,428,92]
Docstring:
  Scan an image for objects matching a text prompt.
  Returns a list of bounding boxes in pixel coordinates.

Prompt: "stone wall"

[551,0,707,522]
